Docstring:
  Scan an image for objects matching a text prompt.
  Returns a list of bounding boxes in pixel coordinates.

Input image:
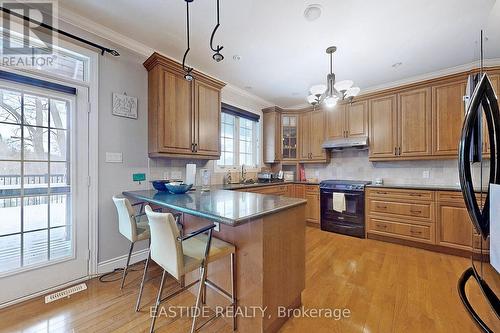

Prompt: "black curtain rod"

[0,6,120,56]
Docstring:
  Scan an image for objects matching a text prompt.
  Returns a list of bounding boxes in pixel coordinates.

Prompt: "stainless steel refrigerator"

[458,72,500,332]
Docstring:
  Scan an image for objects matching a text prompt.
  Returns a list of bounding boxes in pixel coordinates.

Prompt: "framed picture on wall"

[112,93,138,119]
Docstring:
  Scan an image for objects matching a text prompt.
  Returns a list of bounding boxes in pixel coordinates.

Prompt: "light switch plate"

[105,152,123,163]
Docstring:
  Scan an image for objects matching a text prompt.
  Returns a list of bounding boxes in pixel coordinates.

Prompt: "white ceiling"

[59,0,500,108]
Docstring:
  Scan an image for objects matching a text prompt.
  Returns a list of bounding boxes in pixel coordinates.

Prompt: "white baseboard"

[0,276,90,309]
[97,248,149,274]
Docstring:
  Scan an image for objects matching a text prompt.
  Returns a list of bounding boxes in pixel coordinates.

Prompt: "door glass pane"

[23,126,49,161]
[50,226,71,260]
[23,196,48,231]
[23,230,48,266]
[0,197,21,236]
[0,89,22,124]
[0,80,75,276]
[23,95,49,127]
[0,234,21,273]
[0,123,22,160]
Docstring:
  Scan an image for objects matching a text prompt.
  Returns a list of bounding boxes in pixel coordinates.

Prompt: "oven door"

[320,188,366,238]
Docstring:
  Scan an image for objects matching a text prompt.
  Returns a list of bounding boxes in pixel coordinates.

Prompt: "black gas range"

[319,180,371,238]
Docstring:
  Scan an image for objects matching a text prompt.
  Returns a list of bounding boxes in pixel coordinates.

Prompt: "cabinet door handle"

[409,193,422,197]
[376,205,388,209]
[376,224,388,229]
[194,143,198,152]
[376,191,388,195]
[410,209,422,214]
[398,147,401,155]
[394,147,397,155]
[410,230,422,235]
[191,143,194,152]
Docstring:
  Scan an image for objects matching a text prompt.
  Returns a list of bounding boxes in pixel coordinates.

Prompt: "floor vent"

[44,283,87,304]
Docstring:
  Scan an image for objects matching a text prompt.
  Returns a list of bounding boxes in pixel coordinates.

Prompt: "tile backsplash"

[303,150,490,186]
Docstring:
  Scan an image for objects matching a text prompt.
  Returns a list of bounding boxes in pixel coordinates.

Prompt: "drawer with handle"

[368,217,433,243]
[369,199,434,222]
[367,188,434,201]
[437,191,485,207]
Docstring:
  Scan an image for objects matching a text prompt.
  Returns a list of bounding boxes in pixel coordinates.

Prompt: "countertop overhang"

[123,188,307,226]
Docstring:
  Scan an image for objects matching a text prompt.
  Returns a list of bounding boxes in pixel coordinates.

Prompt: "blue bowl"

[165,183,193,194]
[152,180,169,192]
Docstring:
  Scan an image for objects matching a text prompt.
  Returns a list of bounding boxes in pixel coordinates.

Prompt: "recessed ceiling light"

[392,62,403,68]
[233,54,241,61]
[304,4,322,22]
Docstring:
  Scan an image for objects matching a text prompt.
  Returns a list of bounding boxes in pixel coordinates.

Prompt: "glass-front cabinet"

[281,114,298,160]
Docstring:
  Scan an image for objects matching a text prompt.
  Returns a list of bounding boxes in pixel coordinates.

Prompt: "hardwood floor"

[0,227,497,333]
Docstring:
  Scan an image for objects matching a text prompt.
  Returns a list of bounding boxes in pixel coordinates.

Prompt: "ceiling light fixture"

[306,46,360,107]
[210,0,224,62]
[182,0,194,81]
[304,4,322,21]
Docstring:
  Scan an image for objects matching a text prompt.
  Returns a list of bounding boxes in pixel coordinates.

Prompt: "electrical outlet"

[214,222,220,232]
[163,171,170,180]
[422,170,430,179]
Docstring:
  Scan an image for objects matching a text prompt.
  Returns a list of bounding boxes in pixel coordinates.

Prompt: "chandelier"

[182,0,225,81]
[307,46,360,107]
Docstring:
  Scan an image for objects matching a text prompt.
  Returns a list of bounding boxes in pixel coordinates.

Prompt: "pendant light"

[210,0,224,62]
[182,0,194,81]
[307,46,360,107]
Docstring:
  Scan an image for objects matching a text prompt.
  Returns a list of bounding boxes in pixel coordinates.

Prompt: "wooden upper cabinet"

[194,80,221,157]
[432,80,466,157]
[369,95,398,158]
[309,109,327,160]
[398,88,432,157]
[326,104,345,139]
[281,114,299,161]
[262,107,282,163]
[144,53,225,159]
[326,101,367,139]
[299,112,311,161]
[158,68,193,155]
[299,109,327,162]
[346,100,368,138]
[483,74,499,154]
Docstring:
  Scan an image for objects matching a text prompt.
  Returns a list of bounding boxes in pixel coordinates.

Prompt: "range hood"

[321,136,369,150]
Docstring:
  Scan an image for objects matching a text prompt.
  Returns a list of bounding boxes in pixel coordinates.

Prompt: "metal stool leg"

[230,252,237,331]
[200,266,207,305]
[135,249,151,311]
[150,270,167,333]
[120,242,134,289]
[191,229,213,333]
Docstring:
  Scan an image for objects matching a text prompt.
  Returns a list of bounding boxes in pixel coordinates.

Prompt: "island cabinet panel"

[326,104,346,140]
[369,95,398,159]
[346,100,368,138]
[144,52,225,159]
[432,80,467,157]
[194,80,221,157]
[398,87,432,157]
[182,205,306,333]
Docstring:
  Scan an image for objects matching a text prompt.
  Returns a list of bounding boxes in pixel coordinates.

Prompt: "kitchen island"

[123,188,307,333]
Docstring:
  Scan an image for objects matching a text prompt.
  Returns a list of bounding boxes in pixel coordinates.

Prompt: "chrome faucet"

[241,164,247,183]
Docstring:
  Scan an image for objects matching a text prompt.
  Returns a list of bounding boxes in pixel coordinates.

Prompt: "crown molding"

[360,58,500,96]
[222,84,275,109]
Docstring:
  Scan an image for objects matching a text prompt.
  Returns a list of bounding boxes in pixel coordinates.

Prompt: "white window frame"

[216,113,260,172]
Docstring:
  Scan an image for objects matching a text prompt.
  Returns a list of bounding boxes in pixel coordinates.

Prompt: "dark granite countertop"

[366,183,488,192]
[218,181,319,191]
[123,188,307,226]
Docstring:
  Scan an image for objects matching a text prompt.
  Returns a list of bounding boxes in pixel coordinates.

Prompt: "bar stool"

[136,205,236,333]
[112,196,151,289]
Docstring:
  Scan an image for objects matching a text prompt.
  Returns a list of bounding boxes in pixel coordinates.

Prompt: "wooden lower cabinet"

[239,184,320,225]
[304,185,320,225]
[366,188,490,256]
